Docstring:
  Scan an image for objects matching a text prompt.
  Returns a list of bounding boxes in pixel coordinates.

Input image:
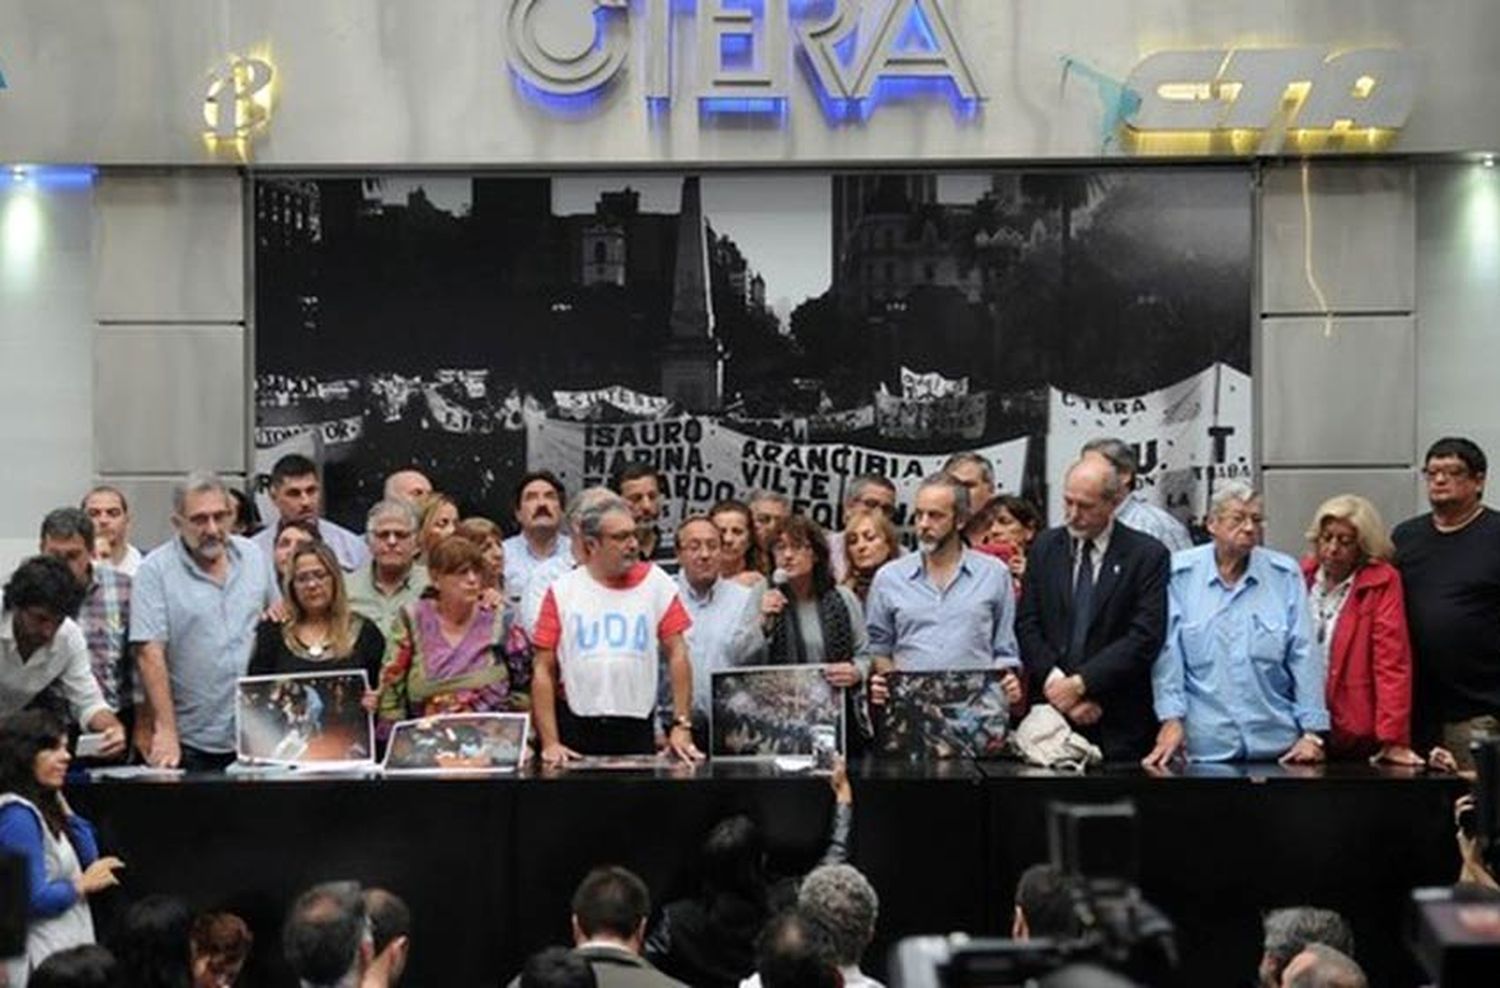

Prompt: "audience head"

[913,473,970,555]
[112,894,194,988]
[514,471,567,539]
[610,463,664,531]
[363,887,411,985]
[3,555,86,653]
[798,864,878,970]
[365,499,421,575]
[81,485,131,561]
[842,508,900,577]
[576,494,640,581]
[1013,864,1083,941]
[1258,907,1356,988]
[700,815,767,901]
[1280,943,1367,988]
[771,515,834,595]
[942,452,996,510]
[1081,438,1141,493]
[563,488,620,560]
[30,944,118,988]
[418,494,460,558]
[269,454,324,525]
[1304,495,1393,583]
[754,908,841,988]
[966,494,1042,550]
[843,475,897,519]
[1063,457,1121,543]
[520,946,597,988]
[172,471,235,566]
[571,867,652,953]
[747,490,792,553]
[272,518,320,582]
[285,542,354,642]
[709,499,763,576]
[1421,436,1486,514]
[426,536,487,613]
[1206,481,1264,563]
[0,709,71,834]
[383,469,433,506]
[455,517,505,587]
[284,881,371,988]
[39,507,96,589]
[190,911,253,988]
[227,487,261,537]
[676,516,723,593]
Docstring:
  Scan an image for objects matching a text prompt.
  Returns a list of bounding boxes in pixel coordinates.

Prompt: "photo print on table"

[710,665,846,761]
[236,670,374,768]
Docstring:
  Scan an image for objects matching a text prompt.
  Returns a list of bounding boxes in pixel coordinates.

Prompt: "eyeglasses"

[1220,512,1265,530]
[1421,466,1471,481]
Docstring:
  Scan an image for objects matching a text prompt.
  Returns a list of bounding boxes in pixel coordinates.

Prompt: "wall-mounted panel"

[1261,315,1415,467]
[1416,163,1500,461]
[1262,468,1421,557]
[94,326,246,474]
[1262,164,1415,315]
[93,173,244,323]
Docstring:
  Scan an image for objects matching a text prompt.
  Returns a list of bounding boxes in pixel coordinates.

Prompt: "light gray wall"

[1258,162,1420,555]
[92,171,248,551]
[0,175,95,577]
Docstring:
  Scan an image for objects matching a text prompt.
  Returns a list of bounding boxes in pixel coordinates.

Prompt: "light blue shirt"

[675,575,765,717]
[1152,545,1329,762]
[1117,491,1194,553]
[502,532,572,611]
[130,536,275,753]
[864,549,1019,670]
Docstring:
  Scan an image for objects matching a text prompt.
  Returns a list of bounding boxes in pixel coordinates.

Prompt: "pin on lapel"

[1112,564,1121,575]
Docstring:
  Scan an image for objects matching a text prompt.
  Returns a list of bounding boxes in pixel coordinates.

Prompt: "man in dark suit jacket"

[1017,457,1169,760]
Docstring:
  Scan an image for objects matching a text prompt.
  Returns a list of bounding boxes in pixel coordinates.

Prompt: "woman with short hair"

[760,517,867,690]
[839,509,900,604]
[376,536,529,732]
[1299,494,1420,764]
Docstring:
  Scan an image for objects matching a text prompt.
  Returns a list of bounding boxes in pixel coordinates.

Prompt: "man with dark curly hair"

[1,556,125,753]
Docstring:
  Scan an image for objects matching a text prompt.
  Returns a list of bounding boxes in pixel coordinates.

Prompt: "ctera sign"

[504,0,986,121]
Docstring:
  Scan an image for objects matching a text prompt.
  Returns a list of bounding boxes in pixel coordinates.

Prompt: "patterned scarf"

[768,585,855,666]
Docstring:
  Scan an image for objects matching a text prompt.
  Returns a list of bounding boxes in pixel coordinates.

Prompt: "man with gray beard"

[865,474,1022,708]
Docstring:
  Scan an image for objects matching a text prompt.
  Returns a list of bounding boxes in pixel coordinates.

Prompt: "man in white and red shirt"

[532,491,702,764]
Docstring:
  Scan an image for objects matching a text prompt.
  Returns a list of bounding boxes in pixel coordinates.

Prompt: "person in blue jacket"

[0,710,123,985]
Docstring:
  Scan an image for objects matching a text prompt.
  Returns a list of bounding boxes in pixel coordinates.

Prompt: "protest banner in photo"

[235,671,374,769]
[1045,363,1253,528]
[710,665,846,762]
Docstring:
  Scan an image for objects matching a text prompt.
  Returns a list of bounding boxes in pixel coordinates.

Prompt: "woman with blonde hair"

[1299,494,1419,764]
[249,540,385,687]
[416,493,460,561]
[840,507,901,603]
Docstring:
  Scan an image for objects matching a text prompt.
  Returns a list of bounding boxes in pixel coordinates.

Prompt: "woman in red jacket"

[1300,495,1422,764]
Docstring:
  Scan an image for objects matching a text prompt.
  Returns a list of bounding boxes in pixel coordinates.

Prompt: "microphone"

[771,567,790,591]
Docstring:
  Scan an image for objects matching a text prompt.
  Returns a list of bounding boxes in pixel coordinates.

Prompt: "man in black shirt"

[1393,437,1500,768]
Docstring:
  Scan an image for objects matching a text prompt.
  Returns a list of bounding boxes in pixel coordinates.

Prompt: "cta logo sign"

[1124,47,1415,134]
[504,0,984,120]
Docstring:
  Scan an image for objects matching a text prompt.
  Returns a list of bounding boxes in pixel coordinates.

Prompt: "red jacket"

[1300,557,1414,754]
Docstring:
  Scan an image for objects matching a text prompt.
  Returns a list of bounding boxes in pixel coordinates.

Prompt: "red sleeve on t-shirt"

[658,594,692,639]
[533,589,562,649]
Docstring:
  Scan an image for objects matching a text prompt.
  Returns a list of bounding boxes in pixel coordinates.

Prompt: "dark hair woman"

[0,710,124,984]
[760,516,868,691]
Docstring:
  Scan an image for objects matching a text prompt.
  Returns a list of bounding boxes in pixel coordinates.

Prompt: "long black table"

[65,761,1467,987]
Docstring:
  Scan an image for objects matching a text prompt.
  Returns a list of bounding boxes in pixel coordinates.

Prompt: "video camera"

[1409,737,1500,987]
[888,801,1178,987]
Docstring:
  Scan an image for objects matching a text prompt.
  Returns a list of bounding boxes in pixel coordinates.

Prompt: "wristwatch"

[671,716,693,731]
[1301,732,1325,748]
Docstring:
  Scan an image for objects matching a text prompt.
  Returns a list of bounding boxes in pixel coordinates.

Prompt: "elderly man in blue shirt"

[1144,481,1329,767]
[867,473,1023,707]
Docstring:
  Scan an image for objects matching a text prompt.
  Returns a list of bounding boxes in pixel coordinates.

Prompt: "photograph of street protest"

[710,666,846,761]
[254,169,1251,542]
[235,671,373,767]
[874,670,1011,760]
[382,713,530,774]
